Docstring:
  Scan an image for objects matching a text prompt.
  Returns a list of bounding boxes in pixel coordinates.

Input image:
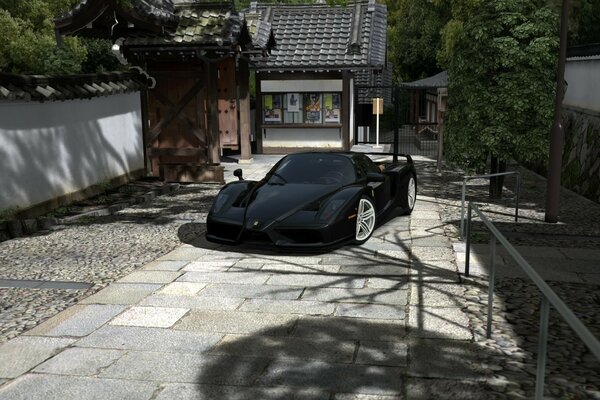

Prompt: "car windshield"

[268,154,356,185]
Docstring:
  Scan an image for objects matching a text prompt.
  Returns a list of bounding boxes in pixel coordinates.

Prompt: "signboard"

[372,98,383,115]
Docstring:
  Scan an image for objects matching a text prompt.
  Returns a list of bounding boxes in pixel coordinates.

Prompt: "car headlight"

[317,199,346,221]
[212,193,230,214]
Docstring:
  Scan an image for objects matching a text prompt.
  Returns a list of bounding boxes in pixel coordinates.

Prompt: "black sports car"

[206,152,417,248]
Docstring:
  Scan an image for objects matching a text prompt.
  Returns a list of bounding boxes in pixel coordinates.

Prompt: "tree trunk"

[489,156,506,199]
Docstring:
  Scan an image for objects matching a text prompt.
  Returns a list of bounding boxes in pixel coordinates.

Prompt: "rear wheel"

[404,174,417,214]
[354,196,376,244]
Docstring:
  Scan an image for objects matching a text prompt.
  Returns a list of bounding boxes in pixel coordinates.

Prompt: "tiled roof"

[567,43,600,60]
[400,71,448,89]
[0,71,147,102]
[248,1,387,71]
[124,6,244,46]
[55,0,179,29]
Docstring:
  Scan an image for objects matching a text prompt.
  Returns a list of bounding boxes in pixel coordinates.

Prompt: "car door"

[352,154,391,213]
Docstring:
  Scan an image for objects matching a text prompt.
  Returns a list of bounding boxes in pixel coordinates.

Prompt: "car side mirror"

[233,168,243,181]
[366,172,385,182]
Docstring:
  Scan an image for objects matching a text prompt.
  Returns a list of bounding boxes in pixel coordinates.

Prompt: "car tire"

[403,173,417,215]
[354,195,376,245]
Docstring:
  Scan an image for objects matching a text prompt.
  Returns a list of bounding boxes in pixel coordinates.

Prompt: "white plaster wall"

[0,93,144,210]
[565,57,600,112]
[263,128,342,148]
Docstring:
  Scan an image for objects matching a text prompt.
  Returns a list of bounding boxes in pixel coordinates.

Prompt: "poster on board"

[304,93,321,123]
[264,94,282,123]
[287,93,300,112]
[324,93,341,123]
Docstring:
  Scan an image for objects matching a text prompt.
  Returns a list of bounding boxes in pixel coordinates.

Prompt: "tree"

[386,0,450,82]
[0,0,123,75]
[444,0,559,198]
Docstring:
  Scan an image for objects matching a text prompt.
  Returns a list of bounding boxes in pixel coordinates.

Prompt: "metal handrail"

[464,202,600,399]
[460,171,521,239]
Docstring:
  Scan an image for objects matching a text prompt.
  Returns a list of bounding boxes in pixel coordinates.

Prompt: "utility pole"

[545,0,569,223]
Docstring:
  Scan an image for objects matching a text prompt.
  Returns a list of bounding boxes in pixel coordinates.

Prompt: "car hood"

[244,183,337,226]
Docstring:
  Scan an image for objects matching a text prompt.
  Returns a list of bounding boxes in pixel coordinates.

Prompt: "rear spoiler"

[361,152,413,164]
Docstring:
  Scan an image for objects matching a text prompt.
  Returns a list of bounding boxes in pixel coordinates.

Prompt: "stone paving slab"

[408,283,465,307]
[410,246,455,261]
[181,261,238,272]
[0,337,75,378]
[292,317,406,341]
[157,282,206,296]
[408,339,486,380]
[338,264,410,276]
[32,348,124,376]
[140,294,244,310]
[300,287,408,305]
[174,310,298,335]
[197,283,303,300]
[177,271,270,285]
[154,383,329,400]
[24,304,125,337]
[355,341,408,367]
[258,360,404,395]
[110,306,189,328]
[365,276,409,290]
[238,298,335,315]
[408,306,472,340]
[212,334,356,363]
[266,273,366,289]
[0,374,157,400]
[117,270,182,284]
[405,378,491,400]
[75,325,222,353]
[99,351,270,385]
[259,263,341,274]
[140,260,189,271]
[335,304,405,320]
[79,283,161,305]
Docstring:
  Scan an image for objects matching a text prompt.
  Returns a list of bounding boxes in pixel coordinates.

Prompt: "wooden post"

[255,72,263,154]
[238,58,253,163]
[341,71,350,151]
[207,61,220,164]
[140,88,150,174]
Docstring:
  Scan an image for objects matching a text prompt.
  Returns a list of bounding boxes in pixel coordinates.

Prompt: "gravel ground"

[415,159,600,399]
[0,184,219,344]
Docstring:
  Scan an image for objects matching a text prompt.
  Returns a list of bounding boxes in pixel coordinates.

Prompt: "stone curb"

[0,183,180,243]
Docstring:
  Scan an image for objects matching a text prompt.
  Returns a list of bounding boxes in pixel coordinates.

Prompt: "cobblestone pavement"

[0,153,597,399]
[0,184,220,344]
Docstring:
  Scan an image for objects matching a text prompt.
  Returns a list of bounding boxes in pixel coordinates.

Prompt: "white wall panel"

[0,93,143,210]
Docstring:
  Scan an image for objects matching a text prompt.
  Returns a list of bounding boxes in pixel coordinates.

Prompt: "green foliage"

[0,0,122,75]
[0,206,20,222]
[444,0,558,173]
[386,0,451,81]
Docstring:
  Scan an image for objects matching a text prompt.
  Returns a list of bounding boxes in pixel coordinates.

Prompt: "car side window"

[352,154,378,180]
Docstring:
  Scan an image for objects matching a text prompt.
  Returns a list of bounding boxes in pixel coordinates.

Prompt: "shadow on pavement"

[184,320,494,400]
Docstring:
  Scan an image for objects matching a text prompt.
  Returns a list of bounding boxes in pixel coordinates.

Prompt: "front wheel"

[354,196,376,245]
[403,174,417,215]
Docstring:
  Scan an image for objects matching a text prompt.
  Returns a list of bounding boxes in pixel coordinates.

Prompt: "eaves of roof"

[0,71,148,102]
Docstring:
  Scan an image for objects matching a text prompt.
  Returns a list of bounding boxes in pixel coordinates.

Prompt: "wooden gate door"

[146,68,221,182]
[217,58,239,150]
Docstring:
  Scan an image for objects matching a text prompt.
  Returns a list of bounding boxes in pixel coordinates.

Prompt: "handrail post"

[535,297,550,400]
[460,179,467,239]
[465,203,472,276]
[486,237,496,338]
[515,171,521,222]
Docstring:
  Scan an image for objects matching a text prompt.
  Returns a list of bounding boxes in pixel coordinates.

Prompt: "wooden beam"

[207,61,221,164]
[148,78,204,144]
[238,57,252,162]
[151,89,206,144]
[149,148,207,157]
[140,89,151,173]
